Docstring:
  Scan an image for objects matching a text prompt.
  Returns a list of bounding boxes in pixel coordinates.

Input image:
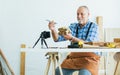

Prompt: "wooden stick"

[0,49,15,75]
[0,61,4,75]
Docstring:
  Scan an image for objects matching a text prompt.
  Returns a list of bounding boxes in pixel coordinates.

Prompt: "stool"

[45,52,63,75]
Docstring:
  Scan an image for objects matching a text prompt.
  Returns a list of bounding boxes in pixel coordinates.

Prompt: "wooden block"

[114,38,120,43]
[21,44,26,48]
[116,43,120,48]
[96,16,103,25]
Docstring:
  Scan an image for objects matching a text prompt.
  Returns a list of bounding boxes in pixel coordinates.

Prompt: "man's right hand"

[48,20,58,41]
[48,20,56,31]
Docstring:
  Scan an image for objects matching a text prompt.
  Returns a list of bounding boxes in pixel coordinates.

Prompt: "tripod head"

[40,31,50,39]
[32,31,50,48]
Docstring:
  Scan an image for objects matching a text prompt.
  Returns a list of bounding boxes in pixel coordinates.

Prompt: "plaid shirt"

[57,21,98,42]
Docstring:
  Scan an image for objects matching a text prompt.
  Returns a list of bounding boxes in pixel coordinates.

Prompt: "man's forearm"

[71,36,84,43]
[51,30,59,41]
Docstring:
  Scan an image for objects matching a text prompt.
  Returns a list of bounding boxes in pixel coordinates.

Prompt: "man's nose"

[78,15,82,19]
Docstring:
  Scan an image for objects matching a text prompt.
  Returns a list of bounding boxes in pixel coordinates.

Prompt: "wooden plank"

[96,16,104,42]
[20,52,26,75]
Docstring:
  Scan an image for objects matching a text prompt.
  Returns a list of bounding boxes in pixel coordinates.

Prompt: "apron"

[61,52,100,75]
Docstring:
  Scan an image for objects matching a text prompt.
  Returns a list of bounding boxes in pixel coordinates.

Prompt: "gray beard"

[78,20,84,24]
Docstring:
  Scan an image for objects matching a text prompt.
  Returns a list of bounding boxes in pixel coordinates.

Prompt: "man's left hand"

[63,33,73,40]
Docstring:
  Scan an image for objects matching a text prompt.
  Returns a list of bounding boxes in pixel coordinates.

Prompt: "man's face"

[77,7,89,25]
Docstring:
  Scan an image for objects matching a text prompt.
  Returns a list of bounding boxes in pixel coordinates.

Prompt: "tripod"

[45,52,63,75]
[32,32,49,48]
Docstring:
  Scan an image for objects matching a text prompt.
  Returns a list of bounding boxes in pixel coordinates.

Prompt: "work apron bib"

[61,52,100,75]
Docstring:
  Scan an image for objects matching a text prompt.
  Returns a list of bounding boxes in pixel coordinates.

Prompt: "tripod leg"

[32,37,41,48]
[43,39,48,48]
[45,57,51,75]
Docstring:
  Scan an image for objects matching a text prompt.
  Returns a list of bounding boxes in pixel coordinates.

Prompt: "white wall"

[0,0,120,75]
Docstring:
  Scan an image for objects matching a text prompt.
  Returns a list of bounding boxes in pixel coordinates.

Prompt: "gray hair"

[78,6,89,12]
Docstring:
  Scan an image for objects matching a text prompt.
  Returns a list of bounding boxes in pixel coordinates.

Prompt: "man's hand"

[48,21,56,31]
[63,33,73,40]
[48,20,58,41]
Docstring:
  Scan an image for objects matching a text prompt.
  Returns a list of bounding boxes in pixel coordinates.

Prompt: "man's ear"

[88,12,90,16]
